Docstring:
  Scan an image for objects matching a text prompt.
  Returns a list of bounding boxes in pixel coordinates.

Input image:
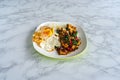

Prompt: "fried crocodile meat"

[55,24,81,55]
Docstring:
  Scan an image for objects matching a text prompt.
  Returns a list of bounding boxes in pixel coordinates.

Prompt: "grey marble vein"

[0,0,120,80]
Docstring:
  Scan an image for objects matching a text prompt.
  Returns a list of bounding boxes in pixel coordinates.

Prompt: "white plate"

[32,22,87,59]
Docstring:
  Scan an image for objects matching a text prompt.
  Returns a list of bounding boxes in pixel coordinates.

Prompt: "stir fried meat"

[55,24,81,55]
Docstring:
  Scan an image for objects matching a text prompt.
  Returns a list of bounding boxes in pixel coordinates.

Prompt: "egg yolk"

[43,28,53,37]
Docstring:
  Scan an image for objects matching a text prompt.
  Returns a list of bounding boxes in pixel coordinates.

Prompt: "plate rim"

[32,22,87,59]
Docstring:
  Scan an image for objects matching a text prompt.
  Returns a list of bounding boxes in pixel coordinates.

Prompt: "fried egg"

[38,26,60,52]
[32,26,53,45]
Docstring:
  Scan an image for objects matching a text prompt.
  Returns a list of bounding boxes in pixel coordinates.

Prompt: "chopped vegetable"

[72,31,77,37]
[72,39,78,45]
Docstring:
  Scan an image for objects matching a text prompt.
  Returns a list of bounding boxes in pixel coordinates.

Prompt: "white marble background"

[0,0,120,80]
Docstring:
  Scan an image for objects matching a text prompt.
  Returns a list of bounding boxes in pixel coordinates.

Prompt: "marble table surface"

[0,0,120,80]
